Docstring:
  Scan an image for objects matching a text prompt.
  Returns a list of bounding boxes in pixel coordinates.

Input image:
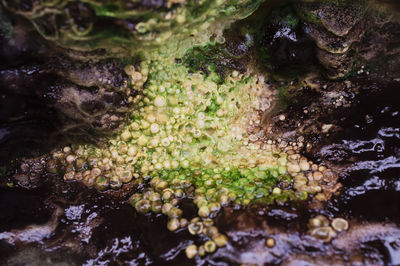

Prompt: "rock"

[0,11,138,161]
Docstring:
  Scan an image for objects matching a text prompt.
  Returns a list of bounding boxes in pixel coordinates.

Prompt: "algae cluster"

[2,0,262,53]
[4,0,336,258]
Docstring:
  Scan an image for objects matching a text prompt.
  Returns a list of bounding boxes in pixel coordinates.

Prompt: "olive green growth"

[37,0,336,257]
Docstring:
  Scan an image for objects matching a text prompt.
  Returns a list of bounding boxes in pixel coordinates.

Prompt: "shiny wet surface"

[323,80,400,265]
[322,81,400,223]
[0,79,399,265]
[1,0,400,264]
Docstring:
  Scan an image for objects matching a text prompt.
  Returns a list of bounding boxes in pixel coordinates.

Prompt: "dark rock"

[0,9,137,163]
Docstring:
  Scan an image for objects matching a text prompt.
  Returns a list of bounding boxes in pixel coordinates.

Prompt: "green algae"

[55,50,318,222]
[38,0,326,213]
[3,0,264,53]
[0,0,340,256]
[182,42,246,82]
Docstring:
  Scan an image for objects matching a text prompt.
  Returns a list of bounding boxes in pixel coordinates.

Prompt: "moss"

[296,7,321,25]
[284,13,299,28]
[53,52,320,213]
[182,43,245,82]
[5,0,339,253]
[3,0,263,53]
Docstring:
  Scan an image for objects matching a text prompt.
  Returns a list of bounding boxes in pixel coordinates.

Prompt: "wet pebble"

[204,240,216,253]
[188,222,203,235]
[185,244,197,259]
[266,237,275,248]
[331,218,349,232]
[213,234,228,247]
[167,218,180,231]
[311,226,336,243]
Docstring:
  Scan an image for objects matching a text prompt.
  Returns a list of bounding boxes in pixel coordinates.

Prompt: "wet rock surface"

[0,56,133,133]
[0,0,400,265]
[0,10,137,163]
[323,81,400,224]
[0,0,181,51]
[259,0,400,79]
[0,75,398,265]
